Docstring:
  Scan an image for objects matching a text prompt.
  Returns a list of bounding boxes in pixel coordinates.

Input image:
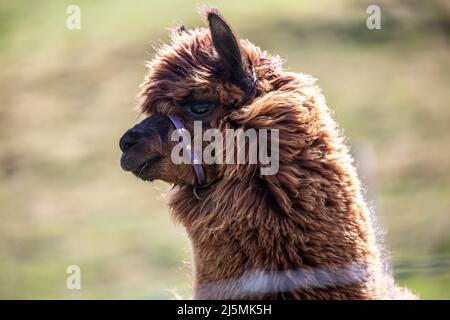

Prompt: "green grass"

[398,274,450,300]
[0,0,449,299]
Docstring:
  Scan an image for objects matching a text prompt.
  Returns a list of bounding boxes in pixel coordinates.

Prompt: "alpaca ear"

[207,9,254,93]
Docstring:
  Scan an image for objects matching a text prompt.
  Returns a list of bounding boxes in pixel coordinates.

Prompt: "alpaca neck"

[168,75,382,299]
[169,169,381,299]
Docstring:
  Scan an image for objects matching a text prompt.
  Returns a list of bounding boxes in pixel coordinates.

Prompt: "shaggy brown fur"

[121,9,415,299]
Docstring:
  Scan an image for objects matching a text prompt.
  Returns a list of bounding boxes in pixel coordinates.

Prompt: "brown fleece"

[136,9,415,299]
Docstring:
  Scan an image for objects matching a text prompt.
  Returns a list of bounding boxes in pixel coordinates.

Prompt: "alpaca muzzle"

[119,113,207,186]
[119,113,168,173]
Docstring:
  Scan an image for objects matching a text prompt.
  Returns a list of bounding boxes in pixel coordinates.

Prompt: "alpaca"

[119,9,415,299]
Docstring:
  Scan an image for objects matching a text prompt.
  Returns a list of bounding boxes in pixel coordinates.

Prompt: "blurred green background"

[0,0,449,299]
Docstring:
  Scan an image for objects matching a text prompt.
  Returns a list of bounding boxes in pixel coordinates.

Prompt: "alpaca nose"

[119,129,144,152]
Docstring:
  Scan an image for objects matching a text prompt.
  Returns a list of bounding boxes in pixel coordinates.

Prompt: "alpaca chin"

[120,154,161,181]
[131,157,162,182]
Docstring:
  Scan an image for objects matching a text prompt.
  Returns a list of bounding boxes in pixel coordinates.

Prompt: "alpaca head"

[120,9,282,185]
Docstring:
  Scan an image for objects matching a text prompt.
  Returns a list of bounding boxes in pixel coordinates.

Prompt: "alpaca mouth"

[131,156,162,181]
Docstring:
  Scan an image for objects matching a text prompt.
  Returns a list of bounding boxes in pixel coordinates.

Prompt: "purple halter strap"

[168,115,207,186]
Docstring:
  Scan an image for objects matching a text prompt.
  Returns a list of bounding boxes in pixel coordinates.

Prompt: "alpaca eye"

[188,102,214,117]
